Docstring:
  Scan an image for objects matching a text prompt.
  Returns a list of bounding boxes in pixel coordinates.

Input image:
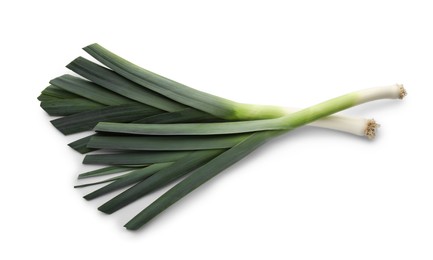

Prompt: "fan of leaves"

[39,44,401,230]
[38,44,286,230]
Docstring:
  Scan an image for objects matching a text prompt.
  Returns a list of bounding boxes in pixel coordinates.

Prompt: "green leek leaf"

[124,131,280,230]
[84,162,173,200]
[50,74,136,106]
[40,98,105,116]
[78,166,136,179]
[87,134,250,151]
[84,43,238,119]
[67,57,185,112]
[99,149,224,214]
[51,104,162,135]
[83,151,192,165]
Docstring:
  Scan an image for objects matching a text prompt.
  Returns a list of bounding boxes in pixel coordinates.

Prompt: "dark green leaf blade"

[41,85,81,99]
[87,134,250,151]
[84,43,238,119]
[40,98,106,116]
[69,109,221,154]
[133,108,219,124]
[94,118,286,136]
[50,74,136,106]
[78,166,136,179]
[51,104,162,135]
[84,162,172,200]
[67,57,185,112]
[99,149,224,214]
[83,151,191,165]
[123,131,281,230]
[68,135,97,154]
[74,176,121,188]
[38,93,61,102]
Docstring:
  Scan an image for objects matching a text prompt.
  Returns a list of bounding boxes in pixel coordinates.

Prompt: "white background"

[1,0,432,259]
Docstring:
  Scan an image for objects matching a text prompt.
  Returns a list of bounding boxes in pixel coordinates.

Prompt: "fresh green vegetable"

[38,43,406,231]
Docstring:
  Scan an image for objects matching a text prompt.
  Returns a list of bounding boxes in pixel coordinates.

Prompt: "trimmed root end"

[364,119,380,139]
[397,84,407,99]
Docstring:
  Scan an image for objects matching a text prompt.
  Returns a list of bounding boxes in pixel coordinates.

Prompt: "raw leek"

[37,43,406,232]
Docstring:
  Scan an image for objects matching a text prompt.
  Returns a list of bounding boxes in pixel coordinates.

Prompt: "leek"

[37,43,407,232]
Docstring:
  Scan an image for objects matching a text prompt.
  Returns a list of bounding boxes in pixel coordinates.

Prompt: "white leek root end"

[398,84,407,99]
[356,84,406,104]
[364,119,380,139]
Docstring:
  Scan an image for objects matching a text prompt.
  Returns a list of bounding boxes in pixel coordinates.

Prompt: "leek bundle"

[38,44,406,230]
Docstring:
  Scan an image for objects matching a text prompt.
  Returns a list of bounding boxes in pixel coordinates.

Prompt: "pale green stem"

[232,84,405,137]
[94,84,405,136]
[281,84,405,129]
